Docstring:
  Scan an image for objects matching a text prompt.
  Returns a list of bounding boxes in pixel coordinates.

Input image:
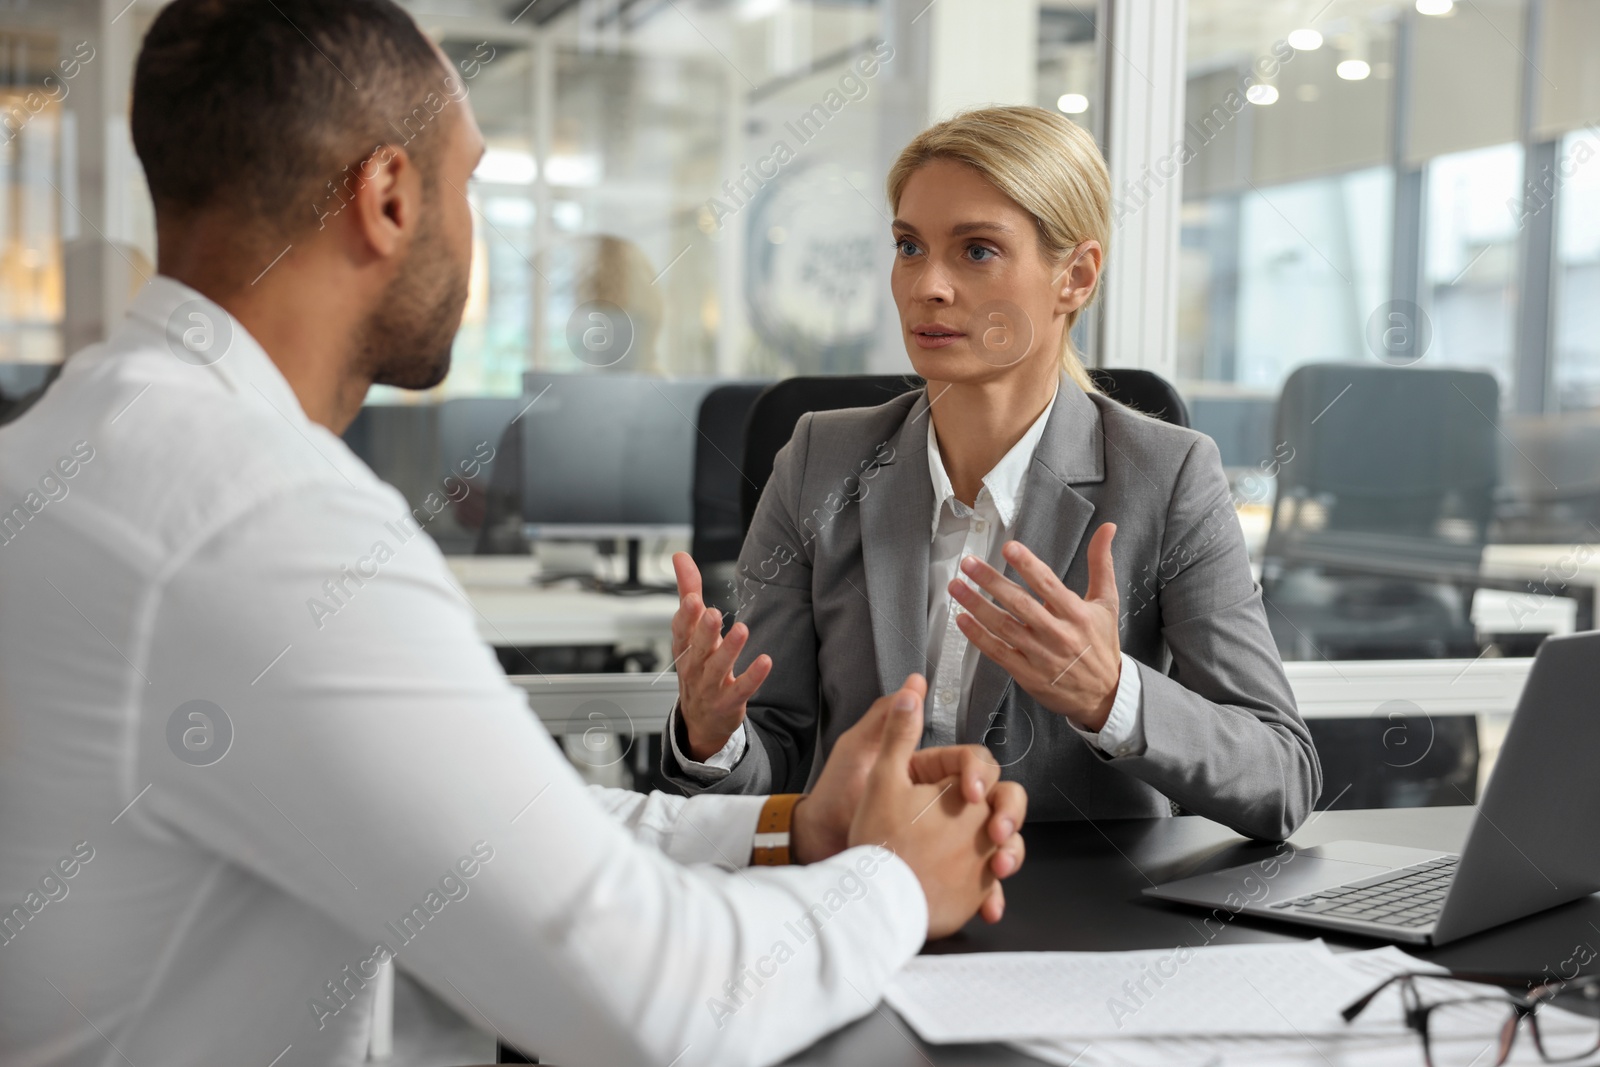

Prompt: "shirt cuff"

[828,844,929,961]
[1072,653,1146,758]
[666,705,749,781]
[661,794,768,869]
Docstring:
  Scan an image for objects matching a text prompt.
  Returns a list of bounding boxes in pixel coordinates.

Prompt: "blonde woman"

[663,106,1320,842]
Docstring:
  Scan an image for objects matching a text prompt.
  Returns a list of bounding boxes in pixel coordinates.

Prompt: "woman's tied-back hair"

[886,105,1111,392]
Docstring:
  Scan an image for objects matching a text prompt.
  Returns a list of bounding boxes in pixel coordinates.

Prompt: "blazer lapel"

[858,392,934,705]
[964,380,1106,744]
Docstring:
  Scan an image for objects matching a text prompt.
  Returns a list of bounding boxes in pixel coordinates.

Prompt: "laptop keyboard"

[1268,855,1459,928]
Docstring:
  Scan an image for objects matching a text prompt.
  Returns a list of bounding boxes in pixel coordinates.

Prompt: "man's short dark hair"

[132,0,454,232]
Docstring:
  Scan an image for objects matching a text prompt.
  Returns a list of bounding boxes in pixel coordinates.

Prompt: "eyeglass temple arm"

[1342,974,1404,1022]
[1343,970,1552,1022]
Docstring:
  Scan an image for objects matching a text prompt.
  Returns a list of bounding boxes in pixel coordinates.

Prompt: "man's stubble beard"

[361,213,468,391]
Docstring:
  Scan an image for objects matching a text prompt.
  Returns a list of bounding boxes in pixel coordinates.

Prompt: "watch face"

[746,161,884,373]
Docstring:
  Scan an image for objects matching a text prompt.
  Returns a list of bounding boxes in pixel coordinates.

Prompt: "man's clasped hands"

[669,552,1028,938]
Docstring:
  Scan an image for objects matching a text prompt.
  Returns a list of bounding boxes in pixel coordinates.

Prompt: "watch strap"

[751,793,803,866]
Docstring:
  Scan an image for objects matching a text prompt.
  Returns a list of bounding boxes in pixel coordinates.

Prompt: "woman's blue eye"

[893,237,920,257]
[967,244,997,262]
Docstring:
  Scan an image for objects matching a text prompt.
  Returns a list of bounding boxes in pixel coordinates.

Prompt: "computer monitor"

[518,372,715,587]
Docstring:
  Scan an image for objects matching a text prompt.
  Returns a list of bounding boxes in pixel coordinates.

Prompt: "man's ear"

[1053,239,1103,316]
[346,143,418,260]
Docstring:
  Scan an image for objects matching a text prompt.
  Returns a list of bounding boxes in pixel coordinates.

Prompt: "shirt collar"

[926,382,1060,540]
[121,275,309,424]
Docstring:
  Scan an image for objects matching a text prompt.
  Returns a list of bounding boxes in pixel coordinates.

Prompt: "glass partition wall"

[1178,0,1600,669]
[5,0,1596,669]
[390,0,925,399]
[0,1,107,412]
[357,0,1107,557]
[6,0,1597,812]
[404,0,1103,393]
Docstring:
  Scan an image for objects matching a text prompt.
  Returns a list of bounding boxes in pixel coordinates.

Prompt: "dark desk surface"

[782,806,1600,1066]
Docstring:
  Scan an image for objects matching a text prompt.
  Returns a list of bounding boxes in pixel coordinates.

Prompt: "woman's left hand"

[948,523,1122,732]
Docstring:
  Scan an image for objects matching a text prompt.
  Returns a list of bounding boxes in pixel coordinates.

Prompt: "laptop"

[1144,630,1600,946]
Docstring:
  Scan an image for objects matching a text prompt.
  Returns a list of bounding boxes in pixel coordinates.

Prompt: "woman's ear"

[1054,239,1103,315]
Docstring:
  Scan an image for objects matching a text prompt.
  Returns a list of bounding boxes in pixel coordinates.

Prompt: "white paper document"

[1009,944,1600,1066]
[885,941,1379,1043]
[885,943,1600,1067]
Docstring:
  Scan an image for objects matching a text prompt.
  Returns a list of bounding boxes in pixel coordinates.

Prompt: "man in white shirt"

[0,2,1026,1065]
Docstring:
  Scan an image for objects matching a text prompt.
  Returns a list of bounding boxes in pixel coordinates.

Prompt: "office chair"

[1261,363,1499,662]
[737,369,1191,534]
[1087,366,1191,428]
[688,381,772,623]
[1310,710,1481,810]
[1263,363,1497,811]
[692,382,772,566]
[738,374,926,535]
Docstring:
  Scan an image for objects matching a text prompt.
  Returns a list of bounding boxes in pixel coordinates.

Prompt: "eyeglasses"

[1342,971,1600,1067]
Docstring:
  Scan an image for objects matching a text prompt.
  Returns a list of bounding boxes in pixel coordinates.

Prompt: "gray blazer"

[663,380,1322,841]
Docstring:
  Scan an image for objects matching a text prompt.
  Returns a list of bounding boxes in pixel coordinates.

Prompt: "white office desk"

[1480,543,1600,619]
[452,532,1598,654]
[446,556,677,650]
[506,656,1536,734]
[509,657,1534,798]
[463,586,677,648]
[1234,509,1595,630]
[457,549,1544,725]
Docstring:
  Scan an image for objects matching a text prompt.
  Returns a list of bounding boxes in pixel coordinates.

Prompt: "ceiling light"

[1246,84,1279,105]
[1057,93,1090,115]
[1416,0,1454,15]
[737,0,786,20]
[1287,28,1323,50]
[1336,59,1371,80]
[545,154,601,186]
[474,148,536,184]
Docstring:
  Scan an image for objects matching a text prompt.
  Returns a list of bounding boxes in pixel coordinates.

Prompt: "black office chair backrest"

[739,375,923,535]
[737,369,1192,535]
[1266,363,1500,572]
[692,382,771,564]
[1088,367,1190,428]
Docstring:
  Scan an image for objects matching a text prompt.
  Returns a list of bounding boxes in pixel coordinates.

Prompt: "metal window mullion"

[532,31,555,372]
[1514,0,1558,415]
[1097,0,1187,377]
[1389,6,1424,324]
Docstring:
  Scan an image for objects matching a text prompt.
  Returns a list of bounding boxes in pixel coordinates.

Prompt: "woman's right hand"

[670,552,774,763]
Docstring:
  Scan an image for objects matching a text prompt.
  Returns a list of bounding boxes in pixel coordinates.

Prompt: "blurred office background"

[4,0,1598,806]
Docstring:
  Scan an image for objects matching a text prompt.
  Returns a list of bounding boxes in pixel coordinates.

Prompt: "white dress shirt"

[674,383,1144,779]
[0,277,926,1067]
[923,389,1145,757]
